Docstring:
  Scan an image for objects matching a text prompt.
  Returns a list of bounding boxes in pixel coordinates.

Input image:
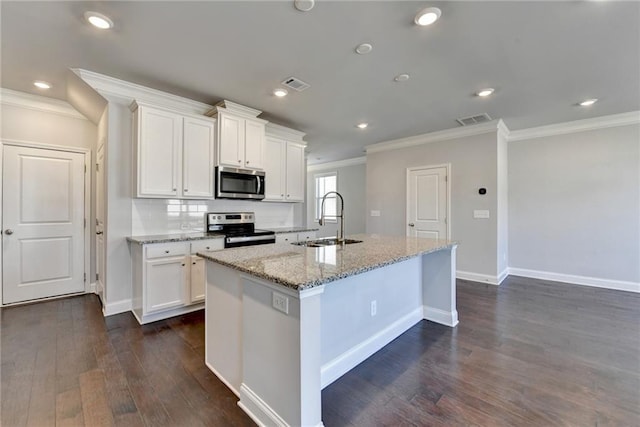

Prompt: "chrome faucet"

[319,191,345,243]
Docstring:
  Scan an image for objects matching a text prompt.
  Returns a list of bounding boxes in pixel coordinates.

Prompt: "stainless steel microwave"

[215,166,265,200]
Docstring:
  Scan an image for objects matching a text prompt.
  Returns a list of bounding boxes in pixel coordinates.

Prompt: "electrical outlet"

[370,300,377,316]
[180,223,189,230]
[272,292,289,314]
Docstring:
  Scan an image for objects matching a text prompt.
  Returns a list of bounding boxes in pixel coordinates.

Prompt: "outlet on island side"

[273,292,289,315]
[370,300,377,316]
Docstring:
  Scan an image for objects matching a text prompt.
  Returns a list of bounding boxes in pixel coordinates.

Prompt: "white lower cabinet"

[132,238,224,324]
[275,231,317,244]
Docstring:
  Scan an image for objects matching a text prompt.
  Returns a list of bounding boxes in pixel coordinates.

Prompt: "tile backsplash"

[132,199,301,235]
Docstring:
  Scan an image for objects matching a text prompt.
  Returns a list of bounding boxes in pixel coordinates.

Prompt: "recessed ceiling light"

[84,11,114,29]
[294,0,315,12]
[357,123,368,129]
[355,43,373,55]
[394,74,410,82]
[579,98,598,107]
[273,88,288,97]
[415,7,441,26]
[476,88,495,97]
[33,81,52,90]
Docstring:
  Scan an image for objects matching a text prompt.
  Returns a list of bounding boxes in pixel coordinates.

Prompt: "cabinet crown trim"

[207,100,262,119]
[265,122,306,142]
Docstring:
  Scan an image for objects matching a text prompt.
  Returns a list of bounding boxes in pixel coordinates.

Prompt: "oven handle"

[226,234,274,244]
[256,175,261,195]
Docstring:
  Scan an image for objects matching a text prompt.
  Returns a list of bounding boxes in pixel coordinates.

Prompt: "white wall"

[306,161,367,238]
[497,126,509,277]
[508,123,640,286]
[366,130,500,279]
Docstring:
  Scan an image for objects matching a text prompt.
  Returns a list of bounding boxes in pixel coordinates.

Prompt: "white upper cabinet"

[132,102,215,199]
[183,116,215,198]
[136,106,182,197]
[263,123,307,203]
[209,101,266,171]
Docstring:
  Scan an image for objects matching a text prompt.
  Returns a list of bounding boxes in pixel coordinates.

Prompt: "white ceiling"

[2,1,639,164]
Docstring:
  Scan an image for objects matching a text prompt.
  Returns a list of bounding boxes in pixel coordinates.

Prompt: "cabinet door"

[285,142,305,202]
[183,116,215,198]
[138,107,181,197]
[219,113,244,167]
[263,137,285,201]
[190,255,205,303]
[145,256,187,313]
[244,119,265,170]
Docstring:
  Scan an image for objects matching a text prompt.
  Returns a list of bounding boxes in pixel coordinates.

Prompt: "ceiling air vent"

[456,113,492,126]
[281,76,310,92]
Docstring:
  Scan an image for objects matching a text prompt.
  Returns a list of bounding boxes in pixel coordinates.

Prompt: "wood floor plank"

[78,369,115,427]
[56,388,85,427]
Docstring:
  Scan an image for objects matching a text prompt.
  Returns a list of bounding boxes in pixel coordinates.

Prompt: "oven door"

[216,166,265,200]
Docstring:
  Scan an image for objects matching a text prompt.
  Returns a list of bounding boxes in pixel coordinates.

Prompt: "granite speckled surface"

[127,232,225,245]
[265,226,319,234]
[197,234,457,291]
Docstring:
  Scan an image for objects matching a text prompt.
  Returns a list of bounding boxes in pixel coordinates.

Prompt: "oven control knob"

[217,216,222,219]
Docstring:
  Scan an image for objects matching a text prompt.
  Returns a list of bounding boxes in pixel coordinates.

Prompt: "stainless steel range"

[206,212,276,248]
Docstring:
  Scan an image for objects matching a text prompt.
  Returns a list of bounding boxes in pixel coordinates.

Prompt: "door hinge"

[85,165,87,173]
[84,218,87,228]
[96,273,100,281]
[444,217,447,224]
[445,175,448,182]
[96,163,100,172]
[84,273,86,282]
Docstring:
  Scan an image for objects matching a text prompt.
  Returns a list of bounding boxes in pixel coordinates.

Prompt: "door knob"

[408,223,415,227]
[4,229,14,235]
[96,231,103,235]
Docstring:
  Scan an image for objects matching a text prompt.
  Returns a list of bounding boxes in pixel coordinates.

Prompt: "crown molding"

[72,68,214,114]
[508,111,640,142]
[213,100,261,118]
[307,156,366,172]
[366,119,505,154]
[0,88,86,120]
[266,122,306,143]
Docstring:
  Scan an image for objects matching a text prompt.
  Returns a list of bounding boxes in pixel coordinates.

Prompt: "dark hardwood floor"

[2,276,638,426]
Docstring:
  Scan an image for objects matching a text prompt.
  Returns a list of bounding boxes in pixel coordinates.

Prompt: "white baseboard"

[88,281,97,293]
[239,383,291,427]
[102,298,132,316]
[205,361,239,397]
[320,307,423,389]
[134,303,204,324]
[423,306,459,327]
[497,269,509,284]
[508,267,640,293]
[456,270,500,285]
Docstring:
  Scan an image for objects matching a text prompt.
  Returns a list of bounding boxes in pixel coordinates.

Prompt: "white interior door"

[2,145,85,304]
[407,166,449,239]
[96,142,106,303]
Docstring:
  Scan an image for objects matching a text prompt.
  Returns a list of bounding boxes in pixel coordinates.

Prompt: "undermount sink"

[292,238,363,248]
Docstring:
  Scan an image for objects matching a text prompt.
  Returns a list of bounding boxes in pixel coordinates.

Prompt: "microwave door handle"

[256,175,261,195]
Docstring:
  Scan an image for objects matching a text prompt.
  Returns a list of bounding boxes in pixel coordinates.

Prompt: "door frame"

[1,139,92,304]
[406,163,452,240]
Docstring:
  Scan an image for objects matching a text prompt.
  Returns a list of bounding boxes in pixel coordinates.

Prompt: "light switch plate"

[473,210,490,219]
[370,210,381,217]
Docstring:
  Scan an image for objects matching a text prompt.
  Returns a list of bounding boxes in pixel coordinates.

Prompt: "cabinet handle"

[165,250,170,253]
[238,160,241,163]
[173,188,177,192]
[281,194,284,197]
[184,189,188,192]
[287,194,290,197]
[181,263,186,267]
[206,246,210,250]
[192,262,196,265]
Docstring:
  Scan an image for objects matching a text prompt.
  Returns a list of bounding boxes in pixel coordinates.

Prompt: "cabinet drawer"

[276,233,297,244]
[146,242,188,259]
[297,232,317,242]
[191,239,224,253]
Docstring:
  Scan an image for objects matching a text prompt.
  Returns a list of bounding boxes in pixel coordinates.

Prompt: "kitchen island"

[197,234,458,427]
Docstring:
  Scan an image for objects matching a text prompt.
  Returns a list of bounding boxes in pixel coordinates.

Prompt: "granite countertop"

[196,234,457,291]
[265,226,319,234]
[127,232,225,245]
